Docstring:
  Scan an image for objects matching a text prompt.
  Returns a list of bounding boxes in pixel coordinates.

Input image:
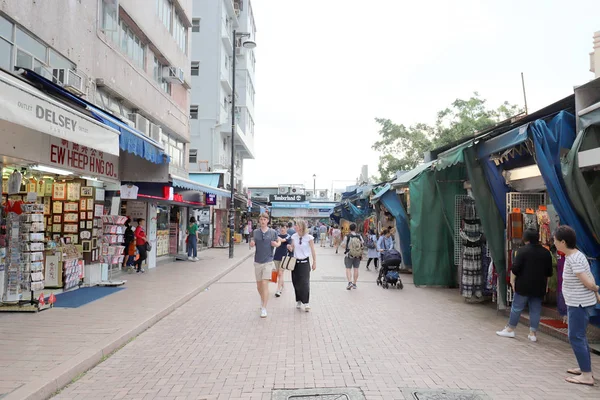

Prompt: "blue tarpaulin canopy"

[172,176,231,197]
[477,124,530,158]
[189,173,222,189]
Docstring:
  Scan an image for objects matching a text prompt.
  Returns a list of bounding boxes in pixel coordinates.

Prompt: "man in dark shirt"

[496,229,553,342]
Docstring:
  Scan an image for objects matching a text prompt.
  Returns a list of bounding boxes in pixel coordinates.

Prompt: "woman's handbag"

[280,254,297,271]
[145,241,152,252]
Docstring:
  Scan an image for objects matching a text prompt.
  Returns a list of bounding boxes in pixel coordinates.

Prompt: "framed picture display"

[64,236,71,244]
[44,179,54,196]
[93,219,99,227]
[92,228,98,237]
[92,249,98,262]
[80,199,87,210]
[87,211,93,220]
[64,202,79,212]
[92,237,98,249]
[94,204,104,217]
[80,221,86,229]
[81,186,93,197]
[82,240,91,253]
[52,224,62,233]
[52,234,60,241]
[53,215,62,224]
[64,213,78,223]
[52,201,63,214]
[67,182,81,201]
[67,234,78,244]
[86,221,93,229]
[80,230,91,240]
[80,211,87,220]
[52,182,67,200]
[63,224,78,233]
[95,188,105,202]
[43,197,51,215]
[86,198,94,210]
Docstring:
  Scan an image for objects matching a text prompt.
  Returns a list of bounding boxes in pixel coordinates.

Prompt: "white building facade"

[189,0,256,192]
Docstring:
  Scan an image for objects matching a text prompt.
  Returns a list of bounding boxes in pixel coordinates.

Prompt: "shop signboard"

[206,193,217,205]
[0,72,119,155]
[126,201,147,221]
[48,137,119,180]
[269,194,306,202]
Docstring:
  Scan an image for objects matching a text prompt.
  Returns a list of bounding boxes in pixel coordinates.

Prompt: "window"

[190,105,198,119]
[157,0,188,54]
[189,149,198,164]
[0,38,11,71]
[192,18,200,33]
[191,61,199,76]
[116,21,145,69]
[101,0,119,43]
[49,49,74,70]
[0,13,12,39]
[16,27,46,60]
[153,56,171,94]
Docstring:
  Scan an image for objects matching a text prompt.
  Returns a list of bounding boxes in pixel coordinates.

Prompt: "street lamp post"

[229,30,256,259]
[312,174,316,196]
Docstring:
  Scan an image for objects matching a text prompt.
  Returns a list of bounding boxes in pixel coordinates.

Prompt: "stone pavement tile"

[52,248,600,400]
[1,245,252,400]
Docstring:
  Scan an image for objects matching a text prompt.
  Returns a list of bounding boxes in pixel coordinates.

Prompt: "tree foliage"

[373,93,523,181]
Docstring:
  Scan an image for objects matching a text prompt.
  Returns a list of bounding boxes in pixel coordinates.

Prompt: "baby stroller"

[377,249,403,289]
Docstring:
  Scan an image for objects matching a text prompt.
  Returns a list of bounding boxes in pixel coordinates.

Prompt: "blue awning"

[477,124,530,158]
[189,173,221,188]
[20,69,169,165]
[171,175,231,197]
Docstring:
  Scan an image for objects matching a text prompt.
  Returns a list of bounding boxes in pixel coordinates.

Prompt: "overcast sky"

[243,0,600,191]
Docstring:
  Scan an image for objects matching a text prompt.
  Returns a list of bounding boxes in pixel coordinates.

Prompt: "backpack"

[366,235,376,249]
[346,234,363,258]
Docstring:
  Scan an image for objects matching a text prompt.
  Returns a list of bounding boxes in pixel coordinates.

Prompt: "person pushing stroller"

[377,229,403,289]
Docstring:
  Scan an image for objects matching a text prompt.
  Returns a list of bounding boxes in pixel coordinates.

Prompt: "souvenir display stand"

[99,215,127,287]
[0,202,50,312]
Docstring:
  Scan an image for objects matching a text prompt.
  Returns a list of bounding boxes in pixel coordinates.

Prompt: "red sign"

[38,293,46,306]
[48,293,56,305]
[48,137,119,180]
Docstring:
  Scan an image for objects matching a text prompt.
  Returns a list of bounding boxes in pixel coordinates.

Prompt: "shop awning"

[477,124,530,158]
[391,161,433,187]
[19,69,169,165]
[434,140,473,171]
[0,69,119,155]
[171,175,231,197]
[189,173,222,188]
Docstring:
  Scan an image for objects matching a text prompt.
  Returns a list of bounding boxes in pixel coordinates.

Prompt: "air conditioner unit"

[278,186,290,194]
[52,68,84,96]
[305,191,313,198]
[318,190,327,198]
[121,117,136,128]
[162,66,185,84]
[129,113,150,136]
[150,123,162,142]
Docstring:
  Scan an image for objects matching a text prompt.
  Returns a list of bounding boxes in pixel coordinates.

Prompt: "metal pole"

[229,30,236,259]
[313,176,316,195]
[521,72,528,115]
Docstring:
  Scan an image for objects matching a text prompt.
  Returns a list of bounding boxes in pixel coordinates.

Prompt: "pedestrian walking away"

[343,223,364,290]
[187,216,199,261]
[287,221,296,238]
[496,229,553,342]
[249,213,281,318]
[243,221,250,243]
[332,224,342,254]
[553,226,600,386]
[134,218,147,273]
[365,228,379,271]
[287,220,317,312]
[122,218,135,269]
[319,223,328,247]
[273,223,291,298]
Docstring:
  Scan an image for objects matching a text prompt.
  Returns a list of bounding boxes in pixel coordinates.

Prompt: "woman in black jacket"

[122,218,135,269]
[496,229,553,342]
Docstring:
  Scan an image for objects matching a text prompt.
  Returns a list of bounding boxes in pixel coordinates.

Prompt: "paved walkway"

[0,245,253,400]
[48,246,600,400]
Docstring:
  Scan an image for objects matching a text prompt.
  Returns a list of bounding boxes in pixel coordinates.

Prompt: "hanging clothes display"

[536,207,551,246]
[459,198,485,299]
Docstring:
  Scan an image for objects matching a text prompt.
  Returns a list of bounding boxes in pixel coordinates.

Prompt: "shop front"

[0,69,121,308]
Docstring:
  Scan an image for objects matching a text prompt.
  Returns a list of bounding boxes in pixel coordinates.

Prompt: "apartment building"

[0,0,192,178]
[591,30,600,78]
[189,0,256,192]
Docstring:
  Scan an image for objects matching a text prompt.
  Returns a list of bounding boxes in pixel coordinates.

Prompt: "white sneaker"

[296,301,302,309]
[528,334,537,342]
[193,257,200,261]
[304,304,311,312]
[496,327,516,338]
[187,257,193,261]
[260,308,267,318]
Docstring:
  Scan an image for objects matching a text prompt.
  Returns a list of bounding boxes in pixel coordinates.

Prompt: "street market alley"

[53,246,599,400]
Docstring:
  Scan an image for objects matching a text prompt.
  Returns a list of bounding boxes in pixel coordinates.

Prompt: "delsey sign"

[269,194,306,202]
[36,106,78,131]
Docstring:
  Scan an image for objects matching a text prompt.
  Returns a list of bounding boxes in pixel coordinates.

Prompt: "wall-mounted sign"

[206,193,217,205]
[269,194,306,202]
[48,137,119,180]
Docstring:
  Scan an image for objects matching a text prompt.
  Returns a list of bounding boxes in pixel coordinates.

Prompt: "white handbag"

[280,254,297,271]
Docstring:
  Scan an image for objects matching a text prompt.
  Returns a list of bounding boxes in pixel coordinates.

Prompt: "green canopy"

[434,140,474,171]
[391,161,434,187]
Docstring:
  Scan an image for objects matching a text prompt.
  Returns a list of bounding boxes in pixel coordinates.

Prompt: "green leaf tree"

[373,93,523,181]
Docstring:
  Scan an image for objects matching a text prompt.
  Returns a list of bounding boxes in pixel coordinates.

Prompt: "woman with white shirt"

[287,220,317,312]
[554,225,600,387]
